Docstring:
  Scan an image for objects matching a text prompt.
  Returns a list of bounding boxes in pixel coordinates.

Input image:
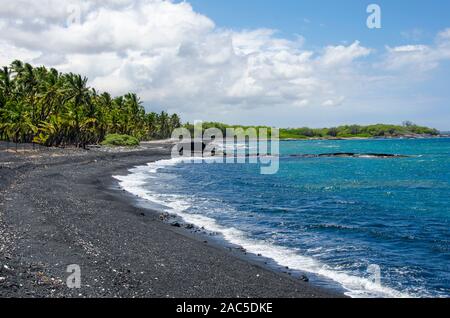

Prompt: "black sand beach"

[0,142,342,298]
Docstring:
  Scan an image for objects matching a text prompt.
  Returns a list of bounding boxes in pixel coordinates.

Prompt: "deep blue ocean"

[116,138,450,298]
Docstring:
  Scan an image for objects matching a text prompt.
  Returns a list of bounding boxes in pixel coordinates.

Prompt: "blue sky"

[187,0,450,48]
[1,1,448,130]
[183,0,450,130]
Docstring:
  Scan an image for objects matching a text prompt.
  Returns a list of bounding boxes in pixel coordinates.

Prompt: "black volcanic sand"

[0,142,343,298]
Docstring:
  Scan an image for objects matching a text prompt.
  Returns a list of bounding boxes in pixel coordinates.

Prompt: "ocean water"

[115,138,450,298]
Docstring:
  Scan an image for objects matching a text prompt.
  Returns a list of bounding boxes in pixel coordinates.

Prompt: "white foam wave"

[114,159,412,298]
[209,141,260,154]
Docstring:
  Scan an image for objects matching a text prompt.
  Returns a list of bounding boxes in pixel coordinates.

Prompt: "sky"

[0,0,449,129]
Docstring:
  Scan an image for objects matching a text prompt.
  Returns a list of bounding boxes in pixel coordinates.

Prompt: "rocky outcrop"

[289,153,410,159]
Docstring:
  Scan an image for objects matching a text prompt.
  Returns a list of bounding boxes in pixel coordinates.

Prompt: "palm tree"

[124,93,146,137]
[93,92,113,142]
[158,111,170,139]
[0,60,182,146]
[63,73,91,109]
[62,73,91,146]
[170,114,181,131]
[37,68,63,121]
[0,100,37,144]
[0,66,13,101]
[145,112,158,139]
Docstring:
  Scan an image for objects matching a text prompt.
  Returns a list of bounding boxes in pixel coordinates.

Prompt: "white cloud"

[382,30,450,72]
[0,39,40,66]
[1,0,372,115]
[320,41,372,67]
[400,28,424,42]
[0,0,448,128]
[322,96,345,107]
[437,28,450,42]
[388,45,428,53]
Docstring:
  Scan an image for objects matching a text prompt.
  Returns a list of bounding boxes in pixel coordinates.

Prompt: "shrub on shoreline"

[101,134,140,147]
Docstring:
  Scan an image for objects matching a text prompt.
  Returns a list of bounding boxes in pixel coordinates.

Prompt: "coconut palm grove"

[0,60,181,147]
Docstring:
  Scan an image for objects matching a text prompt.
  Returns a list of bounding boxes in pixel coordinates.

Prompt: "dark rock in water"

[176,141,207,156]
[185,224,195,230]
[170,222,181,228]
[159,213,171,221]
[299,275,309,282]
[290,153,409,159]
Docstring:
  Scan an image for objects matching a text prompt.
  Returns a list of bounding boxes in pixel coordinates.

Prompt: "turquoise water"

[116,138,450,297]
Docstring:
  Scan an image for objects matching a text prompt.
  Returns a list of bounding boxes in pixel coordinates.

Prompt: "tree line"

[185,122,439,140]
[279,123,439,139]
[0,60,181,147]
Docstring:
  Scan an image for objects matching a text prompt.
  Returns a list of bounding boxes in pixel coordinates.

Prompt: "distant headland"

[185,122,444,141]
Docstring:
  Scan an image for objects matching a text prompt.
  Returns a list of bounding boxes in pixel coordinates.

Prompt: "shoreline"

[114,152,415,298]
[280,135,449,141]
[0,142,343,298]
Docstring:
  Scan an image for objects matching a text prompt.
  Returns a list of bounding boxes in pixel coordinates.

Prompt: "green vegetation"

[101,134,140,147]
[279,123,439,139]
[0,60,181,147]
[185,122,439,140]
[184,122,272,138]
